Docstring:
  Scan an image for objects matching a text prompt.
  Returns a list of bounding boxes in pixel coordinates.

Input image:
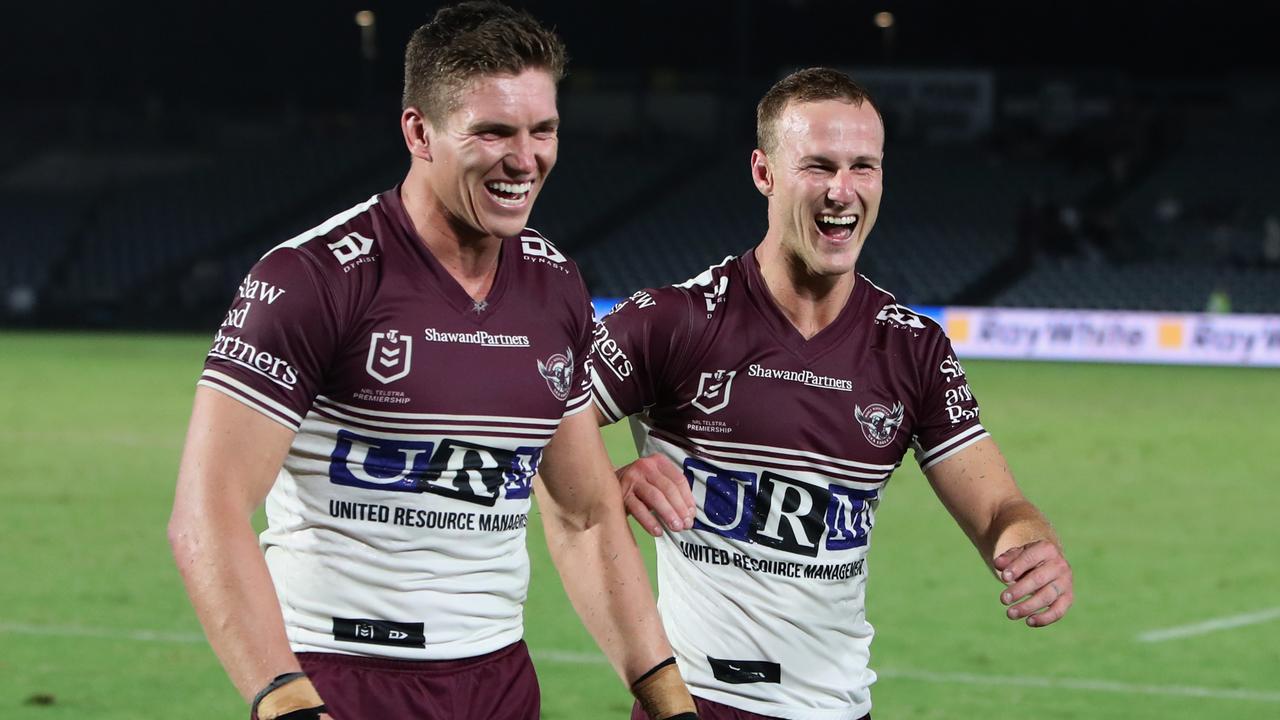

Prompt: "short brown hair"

[403,1,568,122]
[756,67,881,154]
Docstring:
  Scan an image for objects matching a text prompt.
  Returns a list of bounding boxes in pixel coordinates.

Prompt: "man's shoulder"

[858,274,950,354]
[511,227,585,287]
[604,254,741,328]
[260,194,387,279]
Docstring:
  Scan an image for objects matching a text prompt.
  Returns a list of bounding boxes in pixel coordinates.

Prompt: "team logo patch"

[692,370,736,414]
[366,329,413,384]
[855,401,905,448]
[537,347,575,401]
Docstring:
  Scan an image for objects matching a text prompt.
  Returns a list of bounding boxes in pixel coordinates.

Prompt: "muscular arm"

[924,437,1073,627]
[535,408,679,684]
[167,388,302,701]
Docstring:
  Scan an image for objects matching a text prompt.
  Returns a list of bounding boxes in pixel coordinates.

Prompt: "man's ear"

[751,149,773,197]
[401,107,433,162]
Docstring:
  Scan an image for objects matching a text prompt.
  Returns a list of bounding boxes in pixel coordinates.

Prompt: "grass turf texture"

[1,331,1276,719]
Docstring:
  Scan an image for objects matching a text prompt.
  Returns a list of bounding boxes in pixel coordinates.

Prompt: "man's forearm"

[169,510,301,702]
[541,506,672,684]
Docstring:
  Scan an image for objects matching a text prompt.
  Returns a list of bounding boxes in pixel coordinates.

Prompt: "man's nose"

[505,134,536,175]
[827,169,860,205]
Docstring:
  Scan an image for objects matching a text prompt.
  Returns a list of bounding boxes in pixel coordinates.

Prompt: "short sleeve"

[561,278,596,418]
[590,289,691,423]
[197,249,341,430]
[911,334,990,472]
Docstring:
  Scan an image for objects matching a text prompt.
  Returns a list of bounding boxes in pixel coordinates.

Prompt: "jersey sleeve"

[562,276,596,418]
[911,332,990,472]
[590,290,692,423]
[197,248,341,430]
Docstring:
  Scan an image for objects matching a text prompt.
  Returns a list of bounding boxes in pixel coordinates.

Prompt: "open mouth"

[815,213,859,241]
[485,180,532,207]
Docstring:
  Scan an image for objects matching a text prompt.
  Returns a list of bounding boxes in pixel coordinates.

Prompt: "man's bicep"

[924,437,1025,538]
[538,408,619,517]
[174,387,297,517]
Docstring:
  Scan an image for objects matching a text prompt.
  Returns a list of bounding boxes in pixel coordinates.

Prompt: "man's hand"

[994,539,1073,627]
[616,455,696,536]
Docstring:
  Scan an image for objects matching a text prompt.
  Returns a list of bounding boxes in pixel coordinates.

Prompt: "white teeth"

[818,215,858,226]
[486,181,532,194]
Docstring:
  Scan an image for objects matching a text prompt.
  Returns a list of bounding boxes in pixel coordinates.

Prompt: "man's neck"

[400,176,502,302]
[754,240,857,341]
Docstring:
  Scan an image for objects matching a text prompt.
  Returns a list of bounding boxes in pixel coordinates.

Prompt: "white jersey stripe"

[200,370,304,425]
[310,405,557,437]
[263,195,381,259]
[917,424,988,463]
[197,379,299,431]
[563,393,593,418]
[590,374,625,423]
[918,431,990,472]
[650,429,891,488]
[313,396,561,426]
[683,434,898,473]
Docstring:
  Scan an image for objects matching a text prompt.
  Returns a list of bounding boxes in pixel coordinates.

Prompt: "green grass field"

[1,332,1277,719]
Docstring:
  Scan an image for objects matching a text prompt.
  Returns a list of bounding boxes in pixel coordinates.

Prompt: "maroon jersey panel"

[591,250,985,471]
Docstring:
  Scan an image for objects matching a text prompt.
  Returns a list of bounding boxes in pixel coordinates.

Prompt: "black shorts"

[298,640,539,720]
[631,695,870,720]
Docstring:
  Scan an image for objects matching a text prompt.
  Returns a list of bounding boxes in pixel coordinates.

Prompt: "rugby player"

[590,67,1074,720]
[168,3,696,719]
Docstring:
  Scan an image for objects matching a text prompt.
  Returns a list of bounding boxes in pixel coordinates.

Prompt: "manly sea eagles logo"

[855,401,905,448]
[692,370,736,414]
[537,347,575,401]
[366,329,413,384]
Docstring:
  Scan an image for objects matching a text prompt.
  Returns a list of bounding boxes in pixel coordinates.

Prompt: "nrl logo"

[366,329,413,384]
[537,347,575,401]
[692,370,736,414]
[855,401,905,448]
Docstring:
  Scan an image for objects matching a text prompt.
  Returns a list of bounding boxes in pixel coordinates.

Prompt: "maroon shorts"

[298,640,539,720]
[631,695,870,720]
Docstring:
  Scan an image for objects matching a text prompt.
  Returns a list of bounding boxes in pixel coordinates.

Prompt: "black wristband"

[630,656,678,689]
[662,714,698,720]
[251,672,309,719]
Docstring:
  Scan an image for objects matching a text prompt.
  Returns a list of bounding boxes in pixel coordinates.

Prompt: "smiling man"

[168,3,696,720]
[591,68,1074,719]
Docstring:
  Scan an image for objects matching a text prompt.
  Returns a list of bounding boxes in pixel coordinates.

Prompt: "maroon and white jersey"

[591,252,987,719]
[198,188,593,660]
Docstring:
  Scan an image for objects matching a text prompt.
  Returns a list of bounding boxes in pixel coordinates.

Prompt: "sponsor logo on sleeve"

[944,384,980,424]
[629,290,656,309]
[592,323,632,381]
[366,330,413,384]
[327,232,376,269]
[221,301,251,329]
[855,401,905,447]
[238,273,287,305]
[208,330,300,389]
[692,369,736,414]
[939,354,967,382]
[537,347,575,401]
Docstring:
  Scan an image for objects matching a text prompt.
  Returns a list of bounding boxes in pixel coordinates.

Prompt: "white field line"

[1137,606,1280,643]
[3,623,1277,703]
